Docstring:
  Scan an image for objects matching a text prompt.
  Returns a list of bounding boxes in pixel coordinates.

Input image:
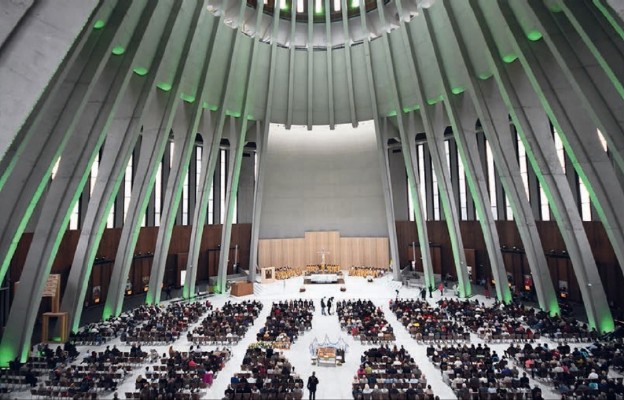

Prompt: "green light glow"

[386,110,397,117]
[402,104,420,113]
[133,67,148,76]
[426,96,443,105]
[226,110,241,117]
[527,30,543,41]
[246,114,254,120]
[202,102,218,110]
[180,93,195,103]
[93,20,105,29]
[451,87,465,95]
[593,0,624,41]
[111,46,125,55]
[502,54,518,63]
[0,156,59,285]
[478,72,493,80]
[157,82,172,92]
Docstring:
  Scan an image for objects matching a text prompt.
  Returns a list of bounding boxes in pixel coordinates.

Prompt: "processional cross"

[318,248,330,271]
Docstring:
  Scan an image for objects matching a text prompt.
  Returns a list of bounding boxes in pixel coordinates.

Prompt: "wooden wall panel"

[259,232,389,269]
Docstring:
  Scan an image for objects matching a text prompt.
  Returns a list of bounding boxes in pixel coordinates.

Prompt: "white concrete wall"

[259,121,389,238]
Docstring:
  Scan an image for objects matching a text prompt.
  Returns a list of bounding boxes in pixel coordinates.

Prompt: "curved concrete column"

[148,9,230,304]
[104,0,208,317]
[248,123,268,282]
[353,5,401,280]
[526,1,624,176]
[422,9,511,303]
[443,0,558,314]
[182,111,219,298]
[0,1,131,289]
[499,2,624,286]
[215,1,269,292]
[471,2,613,333]
[60,0,183,331]
[0,1,157,364]
[385,0,437,290]
[0,0,101,163]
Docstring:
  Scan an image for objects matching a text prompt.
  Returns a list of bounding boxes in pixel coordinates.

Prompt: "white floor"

[9,274,604,399]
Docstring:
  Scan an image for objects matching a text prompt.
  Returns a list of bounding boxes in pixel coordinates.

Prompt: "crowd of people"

[390,299,468,342]
[224,346,304,399]
[129,347,230,399]
[352,345,432,400]
[337,299,395,343]
[507,340,624,398]
[429,343,541,399]
[188,300,263,345]
[348,266,387,278]
[119,301,209,344]
[256,300,314,343]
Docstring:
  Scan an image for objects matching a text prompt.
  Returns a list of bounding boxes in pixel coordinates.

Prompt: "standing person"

[327,297,333,315]
[320,298,326,315]
[438,282,444,296]
[420,286,427,300]
[428,285,433,298]
[307,371,319,400]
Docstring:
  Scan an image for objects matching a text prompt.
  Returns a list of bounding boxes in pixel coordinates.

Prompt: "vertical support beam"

[306,0,314,130]
[0,1,156,364]
[0,1,131,287]
[147,5,229,304]
[59,0,182,327]
[340,0,358,127]
[390,0,470,296]
[499,1,624,285]
[356,0,400,280]
[423,7,511,302]
[0,0,102,164]
[527,0,624,176]
[470,0,613,332]
[217,118,246,291]
[248,0,285,282]
[182,111,219,298]
[104,0,207,315]
[324,0,335,128]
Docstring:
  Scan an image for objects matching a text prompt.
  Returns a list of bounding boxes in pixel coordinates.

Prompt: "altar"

[309,273,338,283]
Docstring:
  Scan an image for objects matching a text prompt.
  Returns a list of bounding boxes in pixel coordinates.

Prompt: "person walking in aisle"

[327,297,334,315]
[307,371,319,400]
[320,297,326,315]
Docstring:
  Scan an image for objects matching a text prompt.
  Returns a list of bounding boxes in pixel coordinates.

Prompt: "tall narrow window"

[69,202,79,230]
[579,179,591,221]
[418,145,426,219]
[182,168,189,225]
[169,142,175,168]
[155,162,162,227]
[458,151,467,220]
[196,146,203,198]
[597,129,607,152]
[51,157,61,180]
[220,149,227,224]
[554,127,566,173]
[540,183,550,221]
[123,155,133,222]
[314,0,322,13]
[517,134,529,199]
[333,0,340,11]
[208,186,214,225]
[486,140,497,219]
[432,163,440,220]
[233,199,238,224]
[297,0,304,13]
[90,155,99,196]
[407,180,415,222]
